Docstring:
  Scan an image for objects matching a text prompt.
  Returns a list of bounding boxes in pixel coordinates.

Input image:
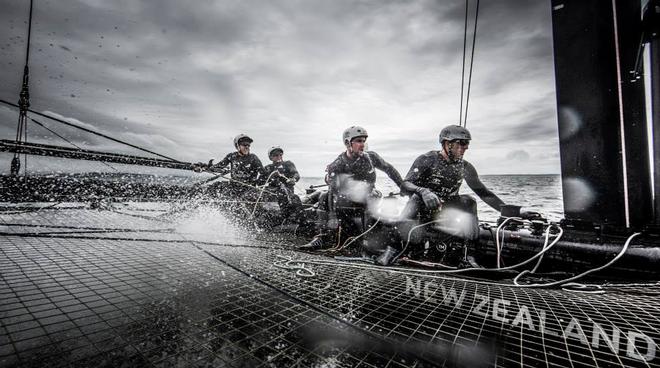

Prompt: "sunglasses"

[239,143,251,147]
[454,140,470,146]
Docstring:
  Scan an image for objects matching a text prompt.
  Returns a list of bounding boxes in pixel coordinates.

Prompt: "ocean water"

[295,174,563,222]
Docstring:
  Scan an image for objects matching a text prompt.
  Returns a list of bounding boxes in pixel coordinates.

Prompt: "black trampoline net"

[1,203,659,367]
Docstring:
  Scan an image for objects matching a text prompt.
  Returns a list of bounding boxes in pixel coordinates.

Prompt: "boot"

[458,255,482,269]
[298,235,324,250]
[457,241,482,269]
[375,246,398,266]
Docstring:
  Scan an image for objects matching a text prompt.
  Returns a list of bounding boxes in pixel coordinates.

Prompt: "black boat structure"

[1,0,660,367]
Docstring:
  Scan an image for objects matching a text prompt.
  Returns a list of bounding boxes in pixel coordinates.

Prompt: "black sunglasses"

[454,140,470,146]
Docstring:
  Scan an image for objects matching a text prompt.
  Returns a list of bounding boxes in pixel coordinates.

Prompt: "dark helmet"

[439,125,471,144]
[342,125,368,146]
[268,146,284,159]
[233,133,253,148]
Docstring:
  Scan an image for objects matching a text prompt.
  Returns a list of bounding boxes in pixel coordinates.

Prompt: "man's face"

[447,139,469,160]
[270,152,283,163]
[349,137,367,155]
[238,142,251,156]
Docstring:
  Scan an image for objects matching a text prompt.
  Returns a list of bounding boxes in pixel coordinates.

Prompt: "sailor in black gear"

[401,125,505,266]
[263,146,303,221]
[301,125,404,255]
[195,134,266,197]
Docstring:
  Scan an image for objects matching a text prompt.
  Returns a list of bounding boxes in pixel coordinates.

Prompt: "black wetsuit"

[212,152,265,186]
[323,151,404,245]
[263,160,302,219]
[402,151,504,210]
[326,151,403,206]
[210,152,265,197]
[263,161,301,188]
[401,151,504,241]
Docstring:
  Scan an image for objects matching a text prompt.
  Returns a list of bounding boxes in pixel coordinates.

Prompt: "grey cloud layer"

[0,0,559,175]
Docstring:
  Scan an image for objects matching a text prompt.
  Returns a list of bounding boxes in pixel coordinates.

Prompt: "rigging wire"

[463,0,480,128]
[457,0,480,128]
[0,99,182,163]
[30,117,119,172]
[458,0,470,126]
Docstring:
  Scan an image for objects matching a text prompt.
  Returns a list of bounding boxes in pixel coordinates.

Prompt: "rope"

[273,255,316,277]
[293,224,565,278]
[513,232,641,288]
[200,167,279,196]
[391,219,447,265]
[495,216,518,268]
[250,171,280,217]
[332,217,381,252]
[530,223,554,273]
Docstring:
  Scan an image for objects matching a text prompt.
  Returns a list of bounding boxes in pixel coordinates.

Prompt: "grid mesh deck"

[1,203,659,367]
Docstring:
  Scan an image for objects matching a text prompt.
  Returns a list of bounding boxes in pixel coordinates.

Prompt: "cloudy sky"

[0,0,560,176]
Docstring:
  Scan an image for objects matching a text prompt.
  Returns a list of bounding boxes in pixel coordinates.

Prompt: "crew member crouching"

[400,125,505,267]
[262,146,303,222]
[300,125,404,261]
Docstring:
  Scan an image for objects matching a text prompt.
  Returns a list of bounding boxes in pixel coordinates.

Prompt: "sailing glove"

[418,188,441,210]
[192,162,208,172]
[520,210,543,220]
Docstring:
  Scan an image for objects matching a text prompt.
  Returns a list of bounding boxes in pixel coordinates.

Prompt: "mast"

[551,0,652,233]
[648,0,660,226]
[10,0,34,176]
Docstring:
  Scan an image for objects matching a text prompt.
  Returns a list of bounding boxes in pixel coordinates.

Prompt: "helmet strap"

[442,141,456,161]
[346,144,355,158]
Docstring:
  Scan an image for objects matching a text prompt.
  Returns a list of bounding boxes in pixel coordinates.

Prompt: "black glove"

[418,188,441,210]
[520,210,543,220]
[371,188,382,198]
[192,161,208,172]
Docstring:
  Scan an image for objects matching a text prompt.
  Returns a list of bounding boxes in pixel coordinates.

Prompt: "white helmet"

[233,134,253,148]
[342,125,368,146]
[268,146,283,159]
